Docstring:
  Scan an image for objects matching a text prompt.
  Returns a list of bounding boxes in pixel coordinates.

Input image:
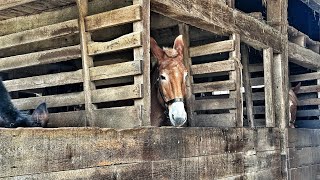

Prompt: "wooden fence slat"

[288,42,320,70]
[86,4,141,31]
[0,19,78,50]
[194,113,236,127]
[251,77,264,86]
[244,106,265,115]
[297,85,320,94]
[297,110,320,117]
[90,60,142,81]
[191,59,236,75]
[0,45,81,71]
[0,0,36,11]
[290,72,320,82]
[192,80,236,94]
[193,98,236,111]
[252,92,265,101]
[288,147,320,169]
[88,32,142,56]
[12,92,84,110]
[3,70,83,92]
[249,63,263,73]
[189,40,234,57]
[91,84,143,103]
[299,98,320,106]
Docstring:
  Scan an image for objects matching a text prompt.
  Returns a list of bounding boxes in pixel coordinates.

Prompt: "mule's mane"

[163,47,178,58]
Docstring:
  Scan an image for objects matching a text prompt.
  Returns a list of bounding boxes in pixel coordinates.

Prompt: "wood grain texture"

[190,40,234,57]
[289,42,320,70]
[191,59,236,75]
[192,80,236,93]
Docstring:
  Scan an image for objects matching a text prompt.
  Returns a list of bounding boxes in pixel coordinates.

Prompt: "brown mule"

[289,82,301,128]
[150,35,188,127]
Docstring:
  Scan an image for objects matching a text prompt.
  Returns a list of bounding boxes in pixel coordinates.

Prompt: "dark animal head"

[150,35,188,127]
[289,82,301,128]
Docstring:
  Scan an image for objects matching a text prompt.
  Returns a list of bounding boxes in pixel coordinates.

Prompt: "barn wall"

[0,127,281,179]
[287,128,320,180]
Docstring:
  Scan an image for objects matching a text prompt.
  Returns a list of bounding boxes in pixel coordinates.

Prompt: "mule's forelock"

[163,47,178,58]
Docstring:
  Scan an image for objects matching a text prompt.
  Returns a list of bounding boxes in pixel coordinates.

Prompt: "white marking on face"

[168,102,187,126]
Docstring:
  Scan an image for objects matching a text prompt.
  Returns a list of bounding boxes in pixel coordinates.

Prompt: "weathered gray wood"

[191,59,236,75]
[88,32,142,55]
[297,110,320,117]
[91,84,143,103]
[193,98,236,111]
[194,113,236,127]
[288,147,320,169]
[150,0,283,53]
[296,0,320,15]
[252,92,265,101]
[90,60,143,81]
[290,72,320,82]
[288,128,320,148]
[242,45,254,127]
[289,164,320,180]
[297,85,320,94]
[249,63,263,73]
[288,42,320,70]
[263,48,275,127]
[189,40,234,57]
[12,92,84,110]
[3,70,83,92]
[290,35,306,47]
[192,80,236,94]
[0,0,36,11]
[299,98,320,106]
[86,4,141,32]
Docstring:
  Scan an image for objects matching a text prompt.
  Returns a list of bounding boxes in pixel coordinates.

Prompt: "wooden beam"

[0,0,36,11]
[288,42,320,70]
[195,113,236,127]
[150,0,283,53]
[194,98,236,110]
[76,0,96,126]
[191,59,236,75]
[192,80,236,93]
[189,40,234,57]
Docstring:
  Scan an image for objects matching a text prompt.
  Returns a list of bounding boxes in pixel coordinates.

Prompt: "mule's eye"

[160,75,166,80]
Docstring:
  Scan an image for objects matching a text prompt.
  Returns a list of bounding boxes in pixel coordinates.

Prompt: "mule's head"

[150,35,188,127]
[288,82,301,128]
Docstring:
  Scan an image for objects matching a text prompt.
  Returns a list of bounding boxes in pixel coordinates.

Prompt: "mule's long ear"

[173,35,184,55]
[31,102,49,127]
[292,82,301,94]
[150,37,164,61]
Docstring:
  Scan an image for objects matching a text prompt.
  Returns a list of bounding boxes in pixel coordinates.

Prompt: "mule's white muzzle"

[168,102,187,127]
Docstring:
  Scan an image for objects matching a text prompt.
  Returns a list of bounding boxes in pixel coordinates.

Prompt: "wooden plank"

[297,85,320,94]
[191,59,236,75]
[288,42,320,70]
[295,120,320,129]
[288,146,320,169]
[249,63,263,73]
[263,48,275,127]
[0,0,36,11]
[193,98,236,111]
[77,0,95,126]
[12,92,84,110]
[88,32,142,55]
[250,77,264,86]
[192,80,235,94]
[86,4,141,32]
[290,35,306,47]
[90,60,143,81]
[0,19,79,50]
[297,110,320,117]
[299,98,320,106]
[194,113,236,127]
[242,45,254,127]
[289,164,320,180]
[290,72,320,82]
[0,45,81,71]
[299,0,320,14]
[244,150,281,173]
[133,0,151,126]
[189,40,234,57]
[150,0,283,52]
[288,128,320,148]
[91,84,143,103]
[3,70,83,92]
[252,92,265,101]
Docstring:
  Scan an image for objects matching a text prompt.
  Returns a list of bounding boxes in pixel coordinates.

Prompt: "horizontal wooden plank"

[290,72,320,82]
[289,164,320,180]
[289,42,320,70]
[47,106,141,128]
[295,120,320,129]
[244,150,281,173]
[299,98,320,106]
[0,19,79,50]
[88,32,142,55]
[297,110,320,117]
[249,63,263,73]
[92,84,143,103]
[3,70,83,92]
[250,77,264,86]
[189,40,234,57]
[90,60,142,81]
[191,59,236,75]
[194,98,236,111]
[192,80,235,94]
[288,146,320,169]
[86,4,141,31]
[0,45,81,71]
[0,0,36,11]
[251,92,265,101]
[297,85,320,94]
[244,106,265,115]
[194,113,236,127]
[12,92,84,110]
[288,128,320,148]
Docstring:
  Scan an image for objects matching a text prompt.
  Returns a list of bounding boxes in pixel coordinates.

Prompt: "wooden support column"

[241,45,254,127]
[76,0,96,126]
[263,48,275,127]
[229,33,243,127]
[133,0,151,126]
[178,23,195,127]
[291,35,306,47]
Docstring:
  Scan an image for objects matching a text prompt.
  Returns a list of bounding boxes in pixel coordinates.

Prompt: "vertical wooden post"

[133,0,151,126]
[263,48,275,127]
[241,45,254,127]
[229,33,243,127]
[226,0,235,8]
[76,0,96,126]
[178,23,195,127]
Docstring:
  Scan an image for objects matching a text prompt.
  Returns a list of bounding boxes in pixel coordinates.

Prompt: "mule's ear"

[150,37,164,61]
[292,82,301,94]
[173,35,184,55]
[31,102,49,127]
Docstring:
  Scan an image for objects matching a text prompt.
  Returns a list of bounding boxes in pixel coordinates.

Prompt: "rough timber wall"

[0,127,281,179]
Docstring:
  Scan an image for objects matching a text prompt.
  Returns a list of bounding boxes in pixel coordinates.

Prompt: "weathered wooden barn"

[0,0,319,179]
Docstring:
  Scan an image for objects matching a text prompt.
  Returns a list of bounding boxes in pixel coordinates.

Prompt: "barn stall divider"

[0,0,319,179]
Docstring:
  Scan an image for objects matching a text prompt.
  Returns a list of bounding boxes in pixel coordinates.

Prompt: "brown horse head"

[289,82,301,128]
[150,35,188,126]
